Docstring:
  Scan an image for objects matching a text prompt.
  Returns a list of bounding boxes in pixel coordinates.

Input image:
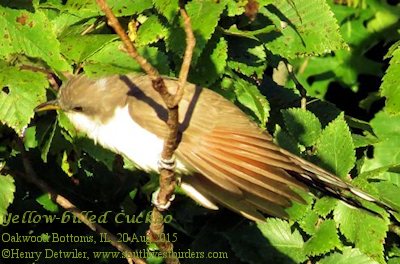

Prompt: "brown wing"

[126,74,310,220]
[125,74,393,220]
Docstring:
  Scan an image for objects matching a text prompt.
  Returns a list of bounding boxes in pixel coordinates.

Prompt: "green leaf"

[334,202,389,263]
[361,111,400,186]
[257,218,307,263]
[0,65,48,135]
[36,193,59,213]
[233,77,270,125]
[314,196,337,217]
[60,34,117,64]
[76,137,116,171]
[153,0,179,21]
[380,47,400,115]
[190,37,228,87]
[274,124,301,155]
[0,6,70,72]
[226,0,247,16]
[285,189,314,221]
[136,15,168,46]
[298,210,319,235]
[352,134,379,148]
[0,174,15,224]
[366,10,399,33]
[319,247,379,264]
[41,119,58,163]
[264,0,347,58]
[315,113,355,177]
[23,126,39,149]
[63,0,153,18]
[167,0,226,63]
[227,40,267,78]
[294,50,382,98]
[304,219,341,256]
[84,42,170,77]
[61,150,76,177]
[282,108,322,147]
[227,223,299,264]
[371,181,400,212]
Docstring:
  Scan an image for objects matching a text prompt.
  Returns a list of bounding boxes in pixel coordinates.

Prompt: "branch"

[15,139,146,264]
[95,1,195,264]
[285,61,307,109]
[19,65,59,91]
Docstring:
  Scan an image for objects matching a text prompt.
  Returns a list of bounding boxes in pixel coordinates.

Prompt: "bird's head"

[35,75,128,122]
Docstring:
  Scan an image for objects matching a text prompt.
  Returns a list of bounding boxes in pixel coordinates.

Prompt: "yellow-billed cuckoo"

[35,74,392,221]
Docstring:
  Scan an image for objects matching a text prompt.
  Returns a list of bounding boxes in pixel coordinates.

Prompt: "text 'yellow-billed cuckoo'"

[35,74,394,221]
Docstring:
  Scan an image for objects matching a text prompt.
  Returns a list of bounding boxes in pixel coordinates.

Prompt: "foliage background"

[0,0,400,263]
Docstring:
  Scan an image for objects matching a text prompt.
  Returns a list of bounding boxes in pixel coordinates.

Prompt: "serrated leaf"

[36,194,59,213]
[304,219,341,257]
[190,37,228,87]
[274,124,301,155]
[319,247,379,264]
[314,196,337,217]
[371,181,400,212]
[226,0,247,16]
[0,65,48,135]
[167,0,226,63]
[227,40,267,78]
[233,78,270,125]
[361,111,400,186]
[257,218,307,263]
[315,113,355,177]
[285,189,313,221]
[282,108,321,147]
[83,42,170,77]
[60,34,117,64]
[385,40,400,60]
[380,47,400,115]
[334,202,389,263]
[63,0,152,18]
[226,223,299,264]
[0,174,15,224]
[264,0,347,58]
[136,16,168,46]
[0,6,70,72]
[298,210,319,235]
[153,0,179,21]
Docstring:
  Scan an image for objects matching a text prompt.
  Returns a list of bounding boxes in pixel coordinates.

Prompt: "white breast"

[66,106,190,173]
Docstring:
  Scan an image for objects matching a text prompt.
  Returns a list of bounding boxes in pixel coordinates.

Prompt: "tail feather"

[283,149,397,215]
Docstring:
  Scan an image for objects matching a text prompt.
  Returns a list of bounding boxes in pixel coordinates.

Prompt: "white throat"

[66,106,189,173]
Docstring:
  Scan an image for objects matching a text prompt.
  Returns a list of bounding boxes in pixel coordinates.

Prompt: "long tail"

[283,149,397,216]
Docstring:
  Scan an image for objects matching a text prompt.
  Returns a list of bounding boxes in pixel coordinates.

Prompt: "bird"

[35,73,393,221]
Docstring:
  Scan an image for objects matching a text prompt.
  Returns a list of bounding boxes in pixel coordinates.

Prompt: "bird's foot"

[151,188,175,211]
[157,155,176,171]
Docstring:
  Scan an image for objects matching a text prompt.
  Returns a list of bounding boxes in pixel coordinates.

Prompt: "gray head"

[36,74,131,122]
[61,75,131,120]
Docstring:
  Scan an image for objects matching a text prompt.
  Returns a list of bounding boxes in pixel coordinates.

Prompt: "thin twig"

[285,61,307,109]
[19,65,59,90]
[15,139,146,264]
[95,1,195,264]
[174,0,196,106]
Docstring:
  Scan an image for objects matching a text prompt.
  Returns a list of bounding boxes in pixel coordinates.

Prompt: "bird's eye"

[73,106,83,112]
